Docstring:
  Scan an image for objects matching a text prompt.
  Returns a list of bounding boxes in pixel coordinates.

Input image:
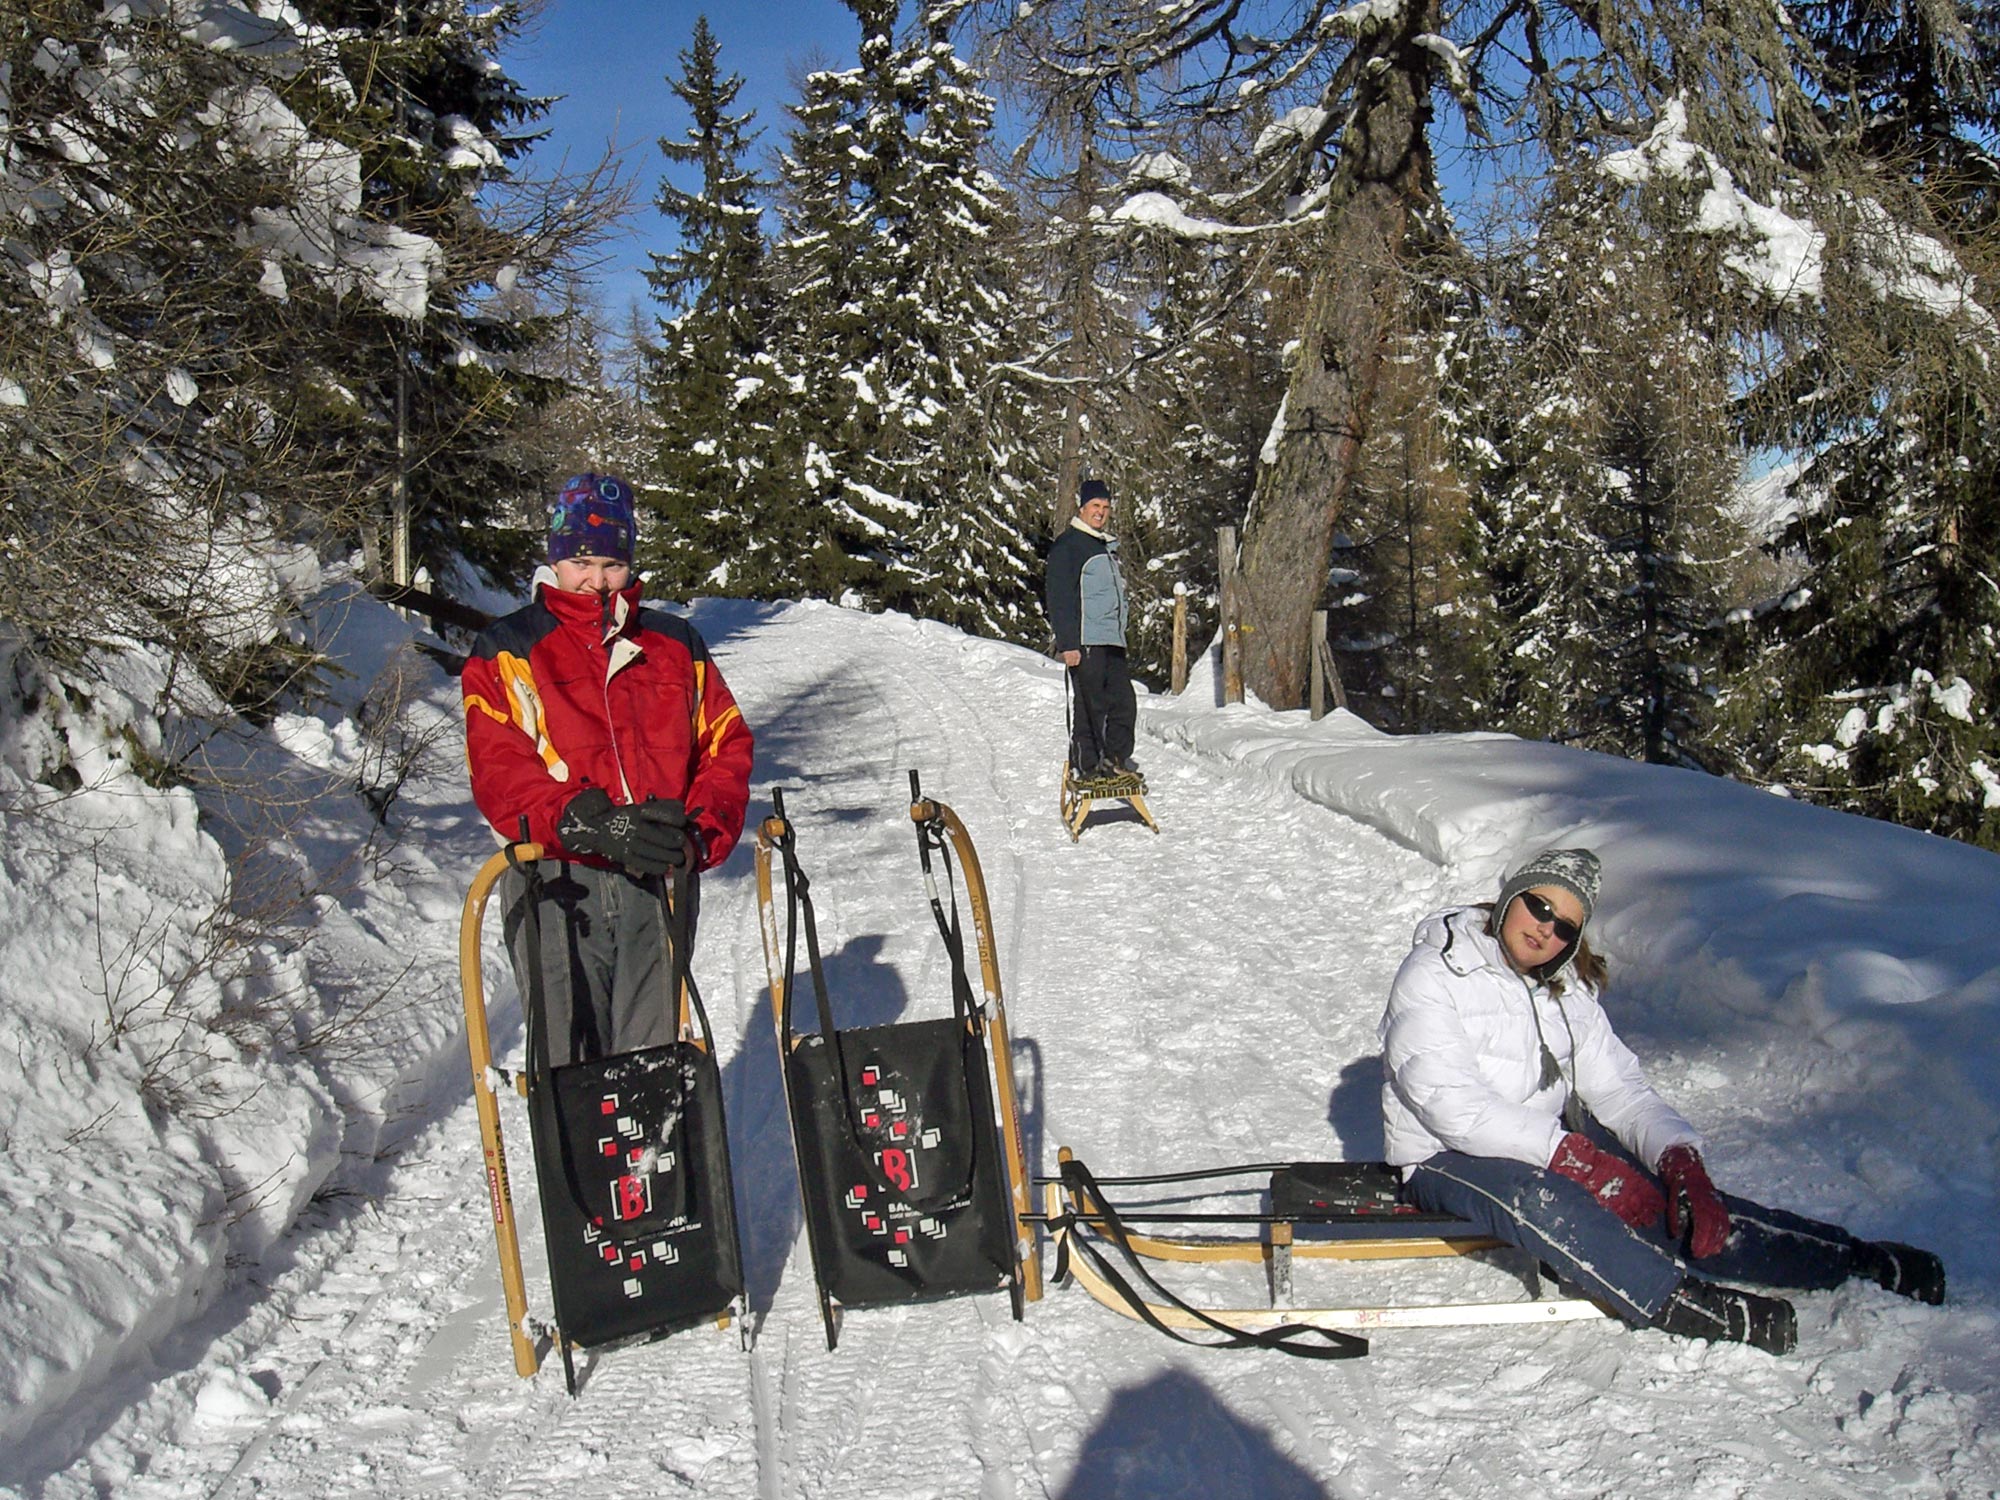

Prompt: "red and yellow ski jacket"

[461,573,753,870]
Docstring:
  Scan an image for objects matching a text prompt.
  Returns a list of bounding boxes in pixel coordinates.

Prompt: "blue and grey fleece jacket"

[1044,517,1129,651]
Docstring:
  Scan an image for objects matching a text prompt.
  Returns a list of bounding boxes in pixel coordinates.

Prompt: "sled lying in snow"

[1042,1151,1610,1356]
[1059,761,1160,841]
[459,845,744,1393]
[755,774,1042,1350]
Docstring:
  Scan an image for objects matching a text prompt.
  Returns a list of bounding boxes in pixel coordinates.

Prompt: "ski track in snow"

[10,599,1997,1499]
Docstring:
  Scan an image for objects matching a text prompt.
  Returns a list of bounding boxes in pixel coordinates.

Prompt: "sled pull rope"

[909,776,983,1030]
[1053,1155,1369,1361]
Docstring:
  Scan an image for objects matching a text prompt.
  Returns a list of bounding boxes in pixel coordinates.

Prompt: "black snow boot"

[1852,1240,1946,1305]
[1651,1277,1797,1355]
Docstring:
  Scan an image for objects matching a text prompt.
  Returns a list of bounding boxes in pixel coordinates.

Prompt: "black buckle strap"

[772,784,983,1212]
[1056,1155,1368,1360]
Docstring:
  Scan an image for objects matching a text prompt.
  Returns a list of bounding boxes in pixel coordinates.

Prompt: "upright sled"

[1043,1150,1609,1356]
[459,844,745,1393]
[1059,761,1160,841]
[755,773,1041,1349]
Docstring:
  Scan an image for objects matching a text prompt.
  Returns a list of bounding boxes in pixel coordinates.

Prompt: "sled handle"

[461,843,545,1378]
[907,794,1042,1305]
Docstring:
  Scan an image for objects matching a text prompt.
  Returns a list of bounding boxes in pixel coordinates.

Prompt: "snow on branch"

[1600,99,1994,333]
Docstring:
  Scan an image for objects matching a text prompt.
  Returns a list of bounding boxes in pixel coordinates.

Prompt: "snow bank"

[0,573,483,1457]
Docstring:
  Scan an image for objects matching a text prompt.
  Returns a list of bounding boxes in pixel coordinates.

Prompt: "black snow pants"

[1069,645,1137,773]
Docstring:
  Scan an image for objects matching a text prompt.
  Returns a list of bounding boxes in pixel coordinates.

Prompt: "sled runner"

[459,843,745,1392]
[754,774,1041,1350]
[1042,1150,1609,1354]
[1059,761,1161,841]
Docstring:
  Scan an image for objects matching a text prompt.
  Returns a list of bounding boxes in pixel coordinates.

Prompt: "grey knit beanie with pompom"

[1495,847,1601,977]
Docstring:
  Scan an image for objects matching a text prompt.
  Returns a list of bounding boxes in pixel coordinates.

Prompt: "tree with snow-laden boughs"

[1713,0,2000,842]
[760,0,1039,631]
[0,0,590,720]
[958,0,1988,718]
[641,14,784,599]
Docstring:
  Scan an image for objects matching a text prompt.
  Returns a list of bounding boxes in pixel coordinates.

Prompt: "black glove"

[556,789,690,875]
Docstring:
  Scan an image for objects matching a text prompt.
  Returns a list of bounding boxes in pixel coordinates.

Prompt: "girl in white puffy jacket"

[1379,846,1943,1355]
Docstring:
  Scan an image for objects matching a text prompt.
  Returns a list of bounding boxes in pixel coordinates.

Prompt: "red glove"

[1549,1133,1666,1232]
[1658,1144,1731,1258]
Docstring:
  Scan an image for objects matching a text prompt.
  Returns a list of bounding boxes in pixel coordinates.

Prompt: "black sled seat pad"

[1270,1161,1488,1241]
[787,1018,1015,1306]
[530,1042,743,1348]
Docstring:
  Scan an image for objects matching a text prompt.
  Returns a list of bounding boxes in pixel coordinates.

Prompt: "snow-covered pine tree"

[642,15,782,598]
[761,0,1037,626]
[870,8,1043,639]
[1718,0,2000,843]
[297,0,565,584]
[1,0,583,726]
[758,0,905,599]
[1464,190,1737,765]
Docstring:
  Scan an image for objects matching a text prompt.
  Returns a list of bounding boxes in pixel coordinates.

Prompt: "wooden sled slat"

[1052,1225,1612,1333]
[1045,1163,1612,1339]
[1093,1228,1503,1264]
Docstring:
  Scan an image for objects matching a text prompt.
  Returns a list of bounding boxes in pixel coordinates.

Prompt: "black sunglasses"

[1518,890,1581,945]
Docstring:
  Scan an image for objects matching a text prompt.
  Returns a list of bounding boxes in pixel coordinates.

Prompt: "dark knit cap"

[1078,477,1112,505]
[548,472,636,564]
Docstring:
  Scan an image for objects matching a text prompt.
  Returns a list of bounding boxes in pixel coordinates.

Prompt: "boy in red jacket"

[461,473,754,1061]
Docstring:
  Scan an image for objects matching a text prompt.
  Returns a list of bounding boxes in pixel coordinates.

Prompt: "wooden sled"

[754,774,1042,1350]
[459,844,743,1390]
[1043,1149,1610,1352]
[1060,761,1161,841]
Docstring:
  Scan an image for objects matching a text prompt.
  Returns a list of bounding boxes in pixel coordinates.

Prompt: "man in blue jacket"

[1044,477,1137,779]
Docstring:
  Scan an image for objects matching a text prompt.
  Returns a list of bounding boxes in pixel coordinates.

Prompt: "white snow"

[0,587,1994,1496]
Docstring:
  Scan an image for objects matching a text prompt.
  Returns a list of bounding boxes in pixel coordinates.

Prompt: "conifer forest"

[6,0,2000,849]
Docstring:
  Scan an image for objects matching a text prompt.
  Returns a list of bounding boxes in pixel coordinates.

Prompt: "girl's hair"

[1479,902,1610,996]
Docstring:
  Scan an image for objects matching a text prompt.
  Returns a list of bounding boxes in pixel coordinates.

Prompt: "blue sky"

[499,2,863,315]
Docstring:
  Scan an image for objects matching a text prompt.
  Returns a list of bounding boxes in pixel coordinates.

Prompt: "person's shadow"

[1326,1055,1384,1159]
[1057,1369,1331,1499]
[720,932,909,1325]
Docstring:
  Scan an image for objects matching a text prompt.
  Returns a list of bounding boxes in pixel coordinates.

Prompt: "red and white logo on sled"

[877,1147,917,1193]
[611,1172,653,1222]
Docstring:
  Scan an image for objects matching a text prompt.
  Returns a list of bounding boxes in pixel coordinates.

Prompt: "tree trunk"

[1237,13,1436,707]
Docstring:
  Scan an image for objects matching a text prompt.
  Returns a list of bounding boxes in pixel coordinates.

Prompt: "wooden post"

[1219,526,1243,705]
[1170,587,1188,695]
[1318,634,1348,714]
[1310,609,1328,721]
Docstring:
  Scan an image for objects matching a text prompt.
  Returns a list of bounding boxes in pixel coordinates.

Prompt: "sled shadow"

[722,933,911,1324]
[1071,798,1155,836]
[1057,1369,1330,1499]
[1012,1032,1047,1193]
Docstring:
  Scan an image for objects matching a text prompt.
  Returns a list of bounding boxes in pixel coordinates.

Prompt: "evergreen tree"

[297,0,566,584]
[0,0,589,723]
[1722,0,2000,841]
[762,1,904,598]
[642,16,779,597]
[1453,180,1738,765]
[764,0,1036,627]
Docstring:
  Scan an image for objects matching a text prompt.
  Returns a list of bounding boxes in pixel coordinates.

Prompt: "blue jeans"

[1406,1124,1867,1324]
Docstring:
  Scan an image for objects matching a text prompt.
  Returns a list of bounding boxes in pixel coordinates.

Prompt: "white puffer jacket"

[1379,907,1701,1171]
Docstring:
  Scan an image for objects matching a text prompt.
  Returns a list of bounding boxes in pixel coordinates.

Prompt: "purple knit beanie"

[548,473,636,564]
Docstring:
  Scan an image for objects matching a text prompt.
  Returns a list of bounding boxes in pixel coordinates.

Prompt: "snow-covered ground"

[3,580,1995,1497]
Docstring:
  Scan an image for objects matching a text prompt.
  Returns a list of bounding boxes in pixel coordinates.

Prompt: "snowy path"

[16,600,1996,1498]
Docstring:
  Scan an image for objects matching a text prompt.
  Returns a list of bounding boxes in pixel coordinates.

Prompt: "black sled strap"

[1055,1156,1368,1360]
[773,793,984,1212]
